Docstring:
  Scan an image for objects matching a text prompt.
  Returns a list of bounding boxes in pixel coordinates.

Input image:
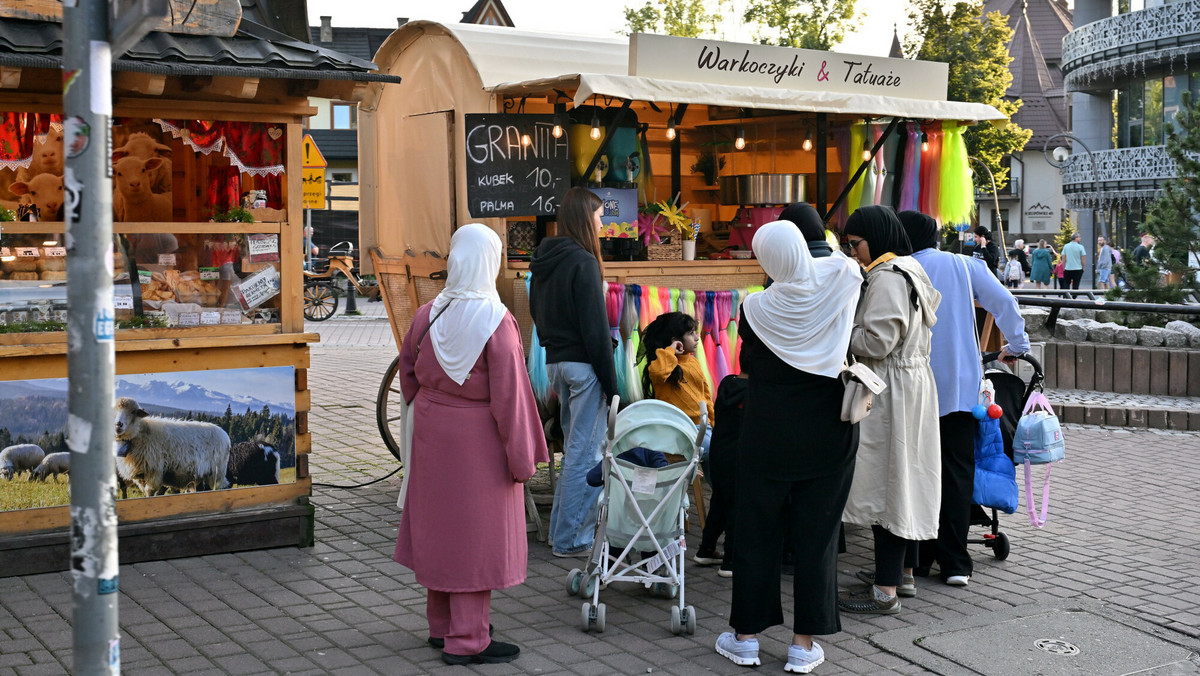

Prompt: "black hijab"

[844,205,912,261]
[898,210,939,252]
[778,202,832,258]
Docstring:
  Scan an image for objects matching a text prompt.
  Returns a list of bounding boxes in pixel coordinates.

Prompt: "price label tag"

[157,253,176,266]
[43,247,66,257]
[113,295,134,309]
[144,310,166,321]
[199,267,219,280]
[631,467,657,495]
[247,234,280,263]
[220,310,242,325]
[200,311,220,325]
[138,270,152,285]
[16,247,39,258]
[177,311,200,326]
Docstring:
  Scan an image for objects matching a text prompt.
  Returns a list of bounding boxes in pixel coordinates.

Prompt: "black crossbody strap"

[414,300,453,355]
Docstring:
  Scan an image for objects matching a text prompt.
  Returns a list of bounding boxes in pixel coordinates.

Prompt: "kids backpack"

[1013,392,1065,528]
[1005,258,1022,282]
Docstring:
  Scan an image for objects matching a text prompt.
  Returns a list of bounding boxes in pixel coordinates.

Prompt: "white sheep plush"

[112,132,172,193]
[113,157,172,222]
[0,444,46,480]
[114,397,231,496]
[9,172,64,221]
[31,452,70,482]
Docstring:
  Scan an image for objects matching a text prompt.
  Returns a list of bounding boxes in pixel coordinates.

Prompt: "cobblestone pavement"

[0,315,1198,674]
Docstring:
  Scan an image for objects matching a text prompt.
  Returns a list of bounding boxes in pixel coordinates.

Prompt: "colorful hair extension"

[880,123,900,207]
[682,288,696,318]
[622,285,644,403]
[524,274,552,407]
[919,125,943,220]
[607,283,627,402]
[899,122,922,212]
[846,121,866,216]
[658,286,672,323]
[939,121,976,229]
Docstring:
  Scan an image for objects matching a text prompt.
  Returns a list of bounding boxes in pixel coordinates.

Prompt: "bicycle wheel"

[303,282,339,321]
[376,355,404,463]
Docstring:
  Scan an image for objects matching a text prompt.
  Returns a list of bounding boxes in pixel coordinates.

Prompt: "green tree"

[1117,91,1200,306]
[743,0,859,50]
[623,0,725,38]
[908,1,1032,191]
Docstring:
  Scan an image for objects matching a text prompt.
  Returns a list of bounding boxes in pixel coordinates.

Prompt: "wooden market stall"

[359,22,1008,349]
[0,2,400,575]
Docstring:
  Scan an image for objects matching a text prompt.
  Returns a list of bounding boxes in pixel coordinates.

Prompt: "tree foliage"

[623,0,726,38]
[908,1,1032,191]
[1116,91,1200,305]
[743,0,859,50]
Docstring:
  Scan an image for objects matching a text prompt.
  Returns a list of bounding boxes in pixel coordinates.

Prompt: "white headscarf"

[741,221,863,378]
[428,224,508,385]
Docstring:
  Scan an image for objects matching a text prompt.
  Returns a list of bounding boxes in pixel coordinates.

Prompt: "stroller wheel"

[581,602,593,632]
[992,532,1011,560]
[566,568,584,597]
[684,605,696,635]
[670,605,682,635]
[584,574,599,598]
[595,603,606,632]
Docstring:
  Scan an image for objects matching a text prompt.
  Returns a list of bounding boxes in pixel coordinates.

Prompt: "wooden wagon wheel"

[376,355,404,463]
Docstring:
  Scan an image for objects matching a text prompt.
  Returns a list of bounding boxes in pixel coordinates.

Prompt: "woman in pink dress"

[393,224,549,665]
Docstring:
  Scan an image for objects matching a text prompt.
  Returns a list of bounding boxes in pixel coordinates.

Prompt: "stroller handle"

[982,351,1044,379]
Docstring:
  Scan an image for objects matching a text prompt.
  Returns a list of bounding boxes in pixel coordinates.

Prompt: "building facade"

[977,0,1072,247]
[1061,0,1200,258]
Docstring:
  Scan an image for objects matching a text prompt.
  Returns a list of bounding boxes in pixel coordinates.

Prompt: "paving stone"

[1138,326,1167,347]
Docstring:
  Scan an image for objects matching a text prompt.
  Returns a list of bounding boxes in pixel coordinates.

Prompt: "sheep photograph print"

[0,366,296,510]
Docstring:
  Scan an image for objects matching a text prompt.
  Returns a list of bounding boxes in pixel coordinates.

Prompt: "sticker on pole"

[65,116,91,158]
[95,307,114,342]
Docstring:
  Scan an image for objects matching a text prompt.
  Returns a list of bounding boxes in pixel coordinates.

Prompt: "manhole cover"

[1035,638,1081,655]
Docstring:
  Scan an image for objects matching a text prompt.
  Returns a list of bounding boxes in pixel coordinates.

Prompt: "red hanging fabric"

[221,122,285,175]
[206,165,241,215]
[0,113,38,170]
[262,173,283,209]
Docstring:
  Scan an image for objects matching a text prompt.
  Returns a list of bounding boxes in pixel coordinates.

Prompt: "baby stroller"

[566,397,705,635]
[970,351,1046,560]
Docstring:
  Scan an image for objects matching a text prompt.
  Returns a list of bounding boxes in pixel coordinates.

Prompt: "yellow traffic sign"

[302,168,325,209]
[302,134,327,168]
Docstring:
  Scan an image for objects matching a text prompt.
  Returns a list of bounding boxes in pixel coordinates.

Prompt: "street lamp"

[969,156,1009,267]
[1043,132,1106,288]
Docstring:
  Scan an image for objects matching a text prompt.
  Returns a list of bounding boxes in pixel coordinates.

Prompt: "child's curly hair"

[639,311,699,398]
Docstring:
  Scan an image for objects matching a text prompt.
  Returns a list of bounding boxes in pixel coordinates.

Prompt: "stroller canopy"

[613,400,701,462]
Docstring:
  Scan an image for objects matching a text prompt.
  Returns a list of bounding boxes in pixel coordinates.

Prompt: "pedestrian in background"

[530,187,619,558]
[393,224,549,666]
[900,210,1030,588]
[1096,236,1114,290]
[1030,240,1053,289]
[971,226,1001,278]
[1061,232,1086,290]
[839,206,942,617]
[715,221,862,674]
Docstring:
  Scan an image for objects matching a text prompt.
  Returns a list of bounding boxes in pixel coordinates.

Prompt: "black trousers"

[872,526,919,586]
[699,439,734,557]
[729,459,855,636]
[919,412,977,578]
[1063,268,1083,289]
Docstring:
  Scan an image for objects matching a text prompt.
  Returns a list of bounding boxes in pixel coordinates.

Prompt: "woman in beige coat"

[839,206,942,616]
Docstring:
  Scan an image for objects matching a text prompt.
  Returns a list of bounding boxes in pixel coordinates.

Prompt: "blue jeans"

[548,362,607,555]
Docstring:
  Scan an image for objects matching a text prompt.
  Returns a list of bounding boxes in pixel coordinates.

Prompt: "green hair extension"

[939,121,976,228]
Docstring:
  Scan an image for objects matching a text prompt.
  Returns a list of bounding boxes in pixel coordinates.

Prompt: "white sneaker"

[715,632,760,666]
[946,574,970,586]
[785,640,825,673]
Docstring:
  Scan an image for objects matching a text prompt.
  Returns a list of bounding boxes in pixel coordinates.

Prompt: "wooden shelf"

[1,221,283,234]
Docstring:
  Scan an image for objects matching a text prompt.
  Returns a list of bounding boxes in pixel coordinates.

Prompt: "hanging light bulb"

[921,132,929,152]
[861,141,872,162]
[666,118,676,141]
[734,125,745,150]
[521,133,531,147]
[590,109,602,141]
[802,131,813,152]
[552,113,563,139]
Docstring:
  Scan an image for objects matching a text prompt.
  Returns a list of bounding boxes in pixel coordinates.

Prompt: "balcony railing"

[1062,1,1200,89]
[1054,145,1198,207]
[974,176,1020,198]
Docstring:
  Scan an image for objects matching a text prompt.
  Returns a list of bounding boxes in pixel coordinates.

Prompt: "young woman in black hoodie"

[530,187,619,557]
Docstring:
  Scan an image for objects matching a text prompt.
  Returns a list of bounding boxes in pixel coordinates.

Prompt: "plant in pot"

[211,207,255,223]
[690,151,725,186]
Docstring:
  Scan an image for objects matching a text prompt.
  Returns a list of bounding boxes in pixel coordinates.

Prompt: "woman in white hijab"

[715,221,863,674]
[393,224,548,666]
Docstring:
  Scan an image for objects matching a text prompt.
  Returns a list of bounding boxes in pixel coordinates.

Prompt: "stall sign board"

[464,114,569,219]
[233,265,281,310]
[247,234,280,263]
[629,33,949,102]
[589,187,638,238]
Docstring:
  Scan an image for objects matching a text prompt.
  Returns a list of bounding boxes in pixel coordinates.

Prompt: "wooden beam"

[210,76,260,100]
[0,0,242,37]
[286,79,320,98]
[0,66,21,89]
[179,75,213,93]
[114,71,167,96]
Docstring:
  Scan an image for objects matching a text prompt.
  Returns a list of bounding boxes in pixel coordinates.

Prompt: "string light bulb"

[802,132,813,152]
[552,112,563,139]
[521,133,531,147]
[666,118,676,141]
[734,125,746,150]
[921,132,929,152]
[590,109,602,141]
[862,141,872,162]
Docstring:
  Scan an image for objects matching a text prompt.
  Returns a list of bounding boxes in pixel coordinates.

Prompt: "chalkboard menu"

[465,114,569,219]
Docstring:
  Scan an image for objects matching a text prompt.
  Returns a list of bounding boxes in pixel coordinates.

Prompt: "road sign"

[303,168,325,209]
[302,134,327,168]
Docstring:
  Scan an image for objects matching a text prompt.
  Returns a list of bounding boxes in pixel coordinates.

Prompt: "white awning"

[492,72,1008,124]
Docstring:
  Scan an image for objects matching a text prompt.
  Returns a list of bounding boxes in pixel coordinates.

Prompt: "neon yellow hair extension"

[683,289,696,318]
[939,121,976,229]
[669,287,680,313]
[846,121,866,216]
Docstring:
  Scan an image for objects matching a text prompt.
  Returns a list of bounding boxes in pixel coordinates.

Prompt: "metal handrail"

[1010,293,1200,333]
